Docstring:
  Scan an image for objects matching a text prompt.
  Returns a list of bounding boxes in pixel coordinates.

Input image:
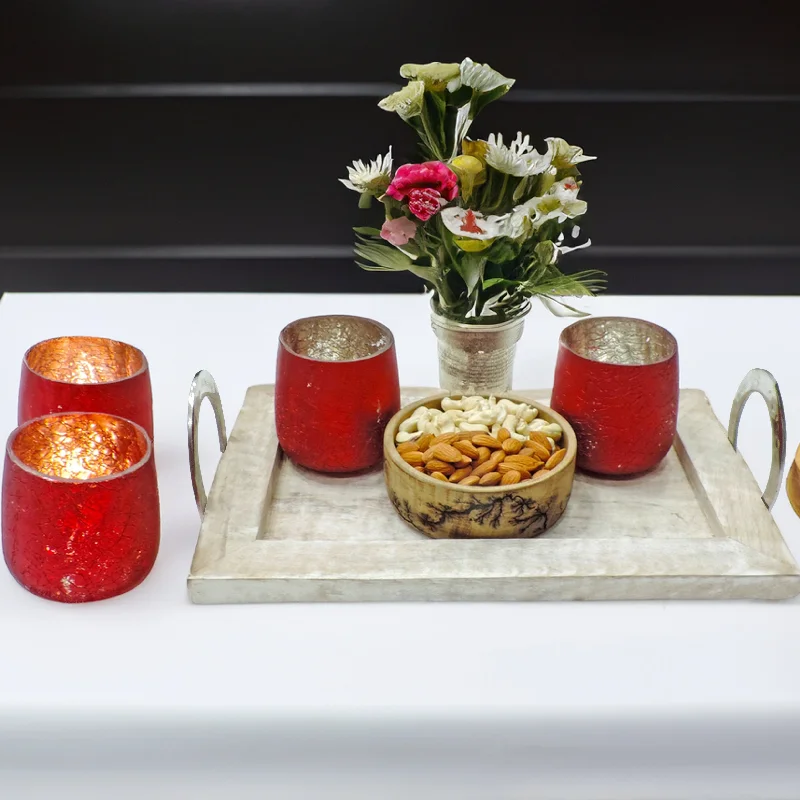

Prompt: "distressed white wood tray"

[187,383,800,603]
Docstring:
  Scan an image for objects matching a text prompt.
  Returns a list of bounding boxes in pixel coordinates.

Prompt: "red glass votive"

[275,315,401,472]
[19,336,154,439]
[2,412,160,602]
[550,317,679,476]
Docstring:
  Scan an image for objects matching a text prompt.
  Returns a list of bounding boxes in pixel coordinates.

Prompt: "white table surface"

[1,292,799,800]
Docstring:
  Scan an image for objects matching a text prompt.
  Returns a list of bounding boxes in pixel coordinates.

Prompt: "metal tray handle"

[188,370,227,517]
[727,368,786,510]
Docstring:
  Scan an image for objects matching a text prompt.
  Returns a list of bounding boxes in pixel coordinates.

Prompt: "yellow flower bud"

[454,237,494,252]
[450,154,486,202]
[461,138,489,165]
[451,155,484,177]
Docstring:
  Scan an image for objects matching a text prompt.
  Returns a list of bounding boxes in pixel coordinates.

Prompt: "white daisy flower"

[378,81,425,121]
[485,132,553,177]
[525,138,555,176]
[339,147,393,195]
[441,207,507,240]
[448,58,515,94]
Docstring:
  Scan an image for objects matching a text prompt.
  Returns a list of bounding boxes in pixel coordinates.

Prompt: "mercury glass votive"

[19,336,154,439]
[550,317,679,475]
[2,412,160,602]
[275,315,401,472]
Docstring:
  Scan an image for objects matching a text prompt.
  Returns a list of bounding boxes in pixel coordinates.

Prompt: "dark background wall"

[1,1,798,294]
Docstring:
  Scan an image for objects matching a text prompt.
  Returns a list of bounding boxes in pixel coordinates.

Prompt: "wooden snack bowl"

[383,391,577,539]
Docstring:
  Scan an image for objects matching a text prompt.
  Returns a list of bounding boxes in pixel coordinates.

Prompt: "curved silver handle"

[188,370,227,518]
[727,368,786,510]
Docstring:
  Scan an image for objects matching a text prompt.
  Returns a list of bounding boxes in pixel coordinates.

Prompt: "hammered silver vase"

[430,304,529,395]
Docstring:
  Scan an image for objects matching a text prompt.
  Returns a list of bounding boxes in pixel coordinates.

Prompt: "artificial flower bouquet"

[341,58,603,324]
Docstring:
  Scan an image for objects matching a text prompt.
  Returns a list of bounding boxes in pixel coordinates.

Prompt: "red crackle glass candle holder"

[275,315,401,472]
[19,336,154,439]
[2,412,160,602]
[550,317,679,476]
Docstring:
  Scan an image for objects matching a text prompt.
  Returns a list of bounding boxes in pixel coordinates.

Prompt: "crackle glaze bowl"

[383,391,577,539]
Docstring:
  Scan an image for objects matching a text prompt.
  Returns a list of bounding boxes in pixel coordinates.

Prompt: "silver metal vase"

[430,303,530,396]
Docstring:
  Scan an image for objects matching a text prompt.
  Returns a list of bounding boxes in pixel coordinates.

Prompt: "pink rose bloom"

[380,216,418,246]
[386,162,459,221]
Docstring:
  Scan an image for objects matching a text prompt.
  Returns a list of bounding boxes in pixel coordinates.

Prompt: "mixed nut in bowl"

[383,392,577,539]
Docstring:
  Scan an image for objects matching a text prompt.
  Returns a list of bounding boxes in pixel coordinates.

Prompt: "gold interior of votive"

[25,336,145,384]
[11,413,150,480]
[280,316,393,362]
[561,317,677,366]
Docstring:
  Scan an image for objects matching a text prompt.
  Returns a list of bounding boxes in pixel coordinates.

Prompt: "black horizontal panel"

[0,98,797,249]
[1,1,799,93]
[1,254,799,295]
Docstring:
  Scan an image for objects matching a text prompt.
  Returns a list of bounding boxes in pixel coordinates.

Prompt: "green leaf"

[447,85,473,107]
[471,84,512,117]
[538,296,592,317]
[452,253,486,296]
[534,240,556,266]
[353,226,382,237]
[481,277,511,289]
[521,269,607,298]
[358,192,373,209]
[486,237,523,264]
[354,238,414,272]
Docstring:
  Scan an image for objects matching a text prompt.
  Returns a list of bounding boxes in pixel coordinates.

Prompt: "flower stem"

[419,107,444,161]
[494,173,509,212]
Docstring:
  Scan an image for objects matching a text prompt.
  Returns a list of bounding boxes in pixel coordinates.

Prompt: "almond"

[454,440,480,460]
[526,440,552,462]
[401,451,425,467]
[519,447,535,458]
[458,475,481,487]
[455,431,477,441]
[478,471,502,486]
[472,460,499,478]
[472,434,503,450]
[397,440,421,455]
[414,465,425,472]
[503,454,538,472]
[501,438,523,455]
[487,450,506,470]
[425,459,454,475]
[526,431,553,452]
[498,462,531,480]
[497,428,510,442]
[416,433,433,452]
[455,455,473,469]
[449,466,473,483]
[421,446,438,463]
[429,471,449,482]
[432,443,462,463]
[431,432,459,447]
[474,446,492,465]
[500,469,522,486]
[545,448,566,470]
[532,468,551,481]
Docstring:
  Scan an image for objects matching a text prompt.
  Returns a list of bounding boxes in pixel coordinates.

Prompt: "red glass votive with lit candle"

[19,336,154,439]
[2,412,160,602]
[550,317,679,476]
[275,315,401,472]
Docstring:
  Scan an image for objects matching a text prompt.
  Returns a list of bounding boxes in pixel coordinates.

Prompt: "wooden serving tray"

[187,385,800,603]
